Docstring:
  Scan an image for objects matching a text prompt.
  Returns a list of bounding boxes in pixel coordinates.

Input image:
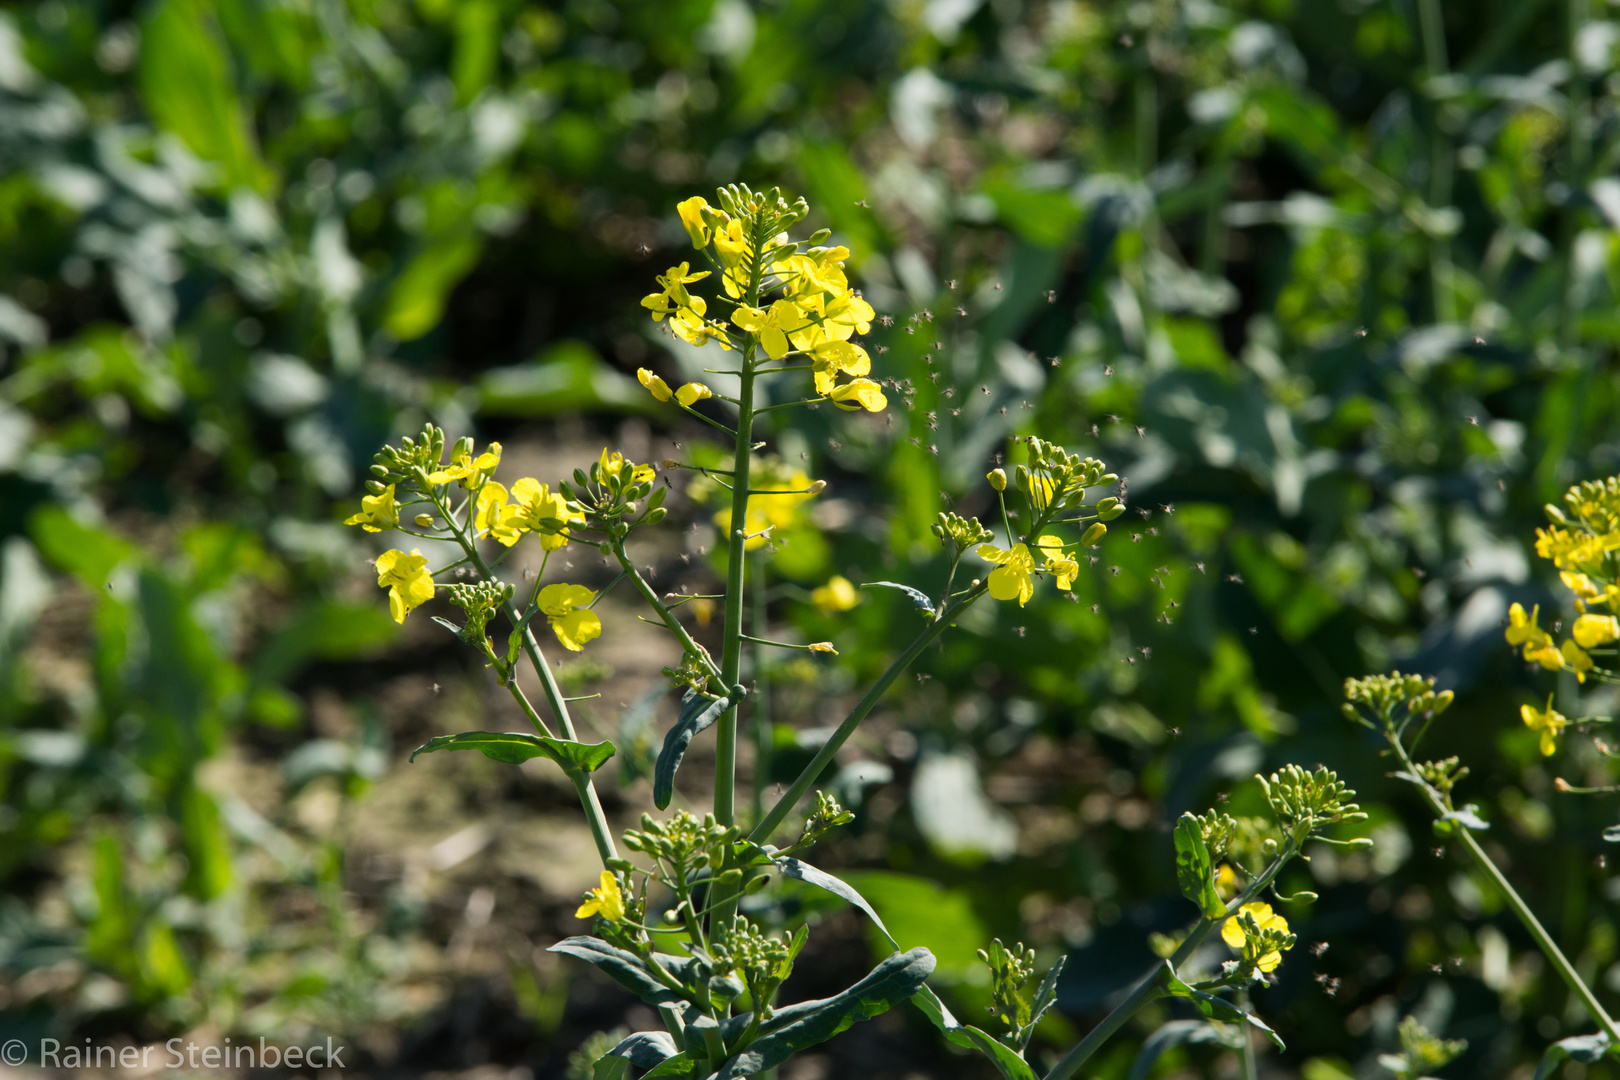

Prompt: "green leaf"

[911,985,978,1050]
[863,581,936,616]
[959,1025,1039,1080]
[774,857,899,948]
[1128,1020,1230,1080]
[138,0,272,192]
[410,731,615,776]
[654,688,739,810]
[547,936,687,1007]
[1173,813,1225,918]
[29,505,136,587]
[479,340,652,418]
[1533,1033,1611,1079]
[591,1055,630,1080]
[715,949,936,1078]
[254,600,398,685]
[1163,968,1284,1051]
[640,1054,697,1079]
[837,871,987,981]
[179,785,232,901]
[384,235,482,341]
[602,1031,680,1071]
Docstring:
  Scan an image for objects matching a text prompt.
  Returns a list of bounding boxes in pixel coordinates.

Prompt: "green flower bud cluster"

[1257,764,1366,841]
[1342,671,1452,729]
[557,451,667,538]
[1229,906,1296,975]
[978,938,1038,1034]
[792,791,855,852]
[709,916,796,1017]
[367,423,446,491]
[712,183,809,235]
[1020,436,1118,514]
[623,810,735,871]
[443,580,515,643]
[1378,1016,1467,1079]
[932,511,993,551]
[1415,756,1469,798]
[1191,810,1239,862]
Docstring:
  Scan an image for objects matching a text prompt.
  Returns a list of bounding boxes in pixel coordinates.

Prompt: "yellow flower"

[1221,901,1290,973]
[642,263,710,323]
[828,378,887,412]
[538,583,602,652]
[670,305,730,350]
[732,299,810,360]
[509,478,581,551]
[691,597,715,626]
[638,368,673,402]
[811,575,859,614]
[676,196,712,249]
[1505,603,1552,650]
[1525,639,1567,672]
[807,641,838,654]
[978,542,1038,606]
[1036,535,1078,590]
[809,339,870,394]
[1563,571,1603,603]
[1521,696,1567,756]
[784,248,851,300]
[474,481,523,546]
[576,870,625,922]
[1562,638,1594,682]
[428,443,502,489]
[1213,863,1240,901]
[1574,613,1620,648]
[598,448,656,487]
[375,548,436,624]
[676,382,714,408]
[345,484,399,533]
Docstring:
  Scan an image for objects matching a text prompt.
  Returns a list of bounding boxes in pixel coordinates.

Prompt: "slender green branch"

[750,582,988,844]
[611,540,725,687]
[1387,734,1619,1041]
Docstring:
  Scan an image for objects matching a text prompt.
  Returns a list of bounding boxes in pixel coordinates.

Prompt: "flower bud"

[1434,689,1454,713]
[663,459,682,470]
[365,479,386,495]
[1545,503,1567,523]
[1098,503,1126,521]
[808,480,827,495]
[415,514,434,527]
[1015,465,1031,491]
[987,468,1007,491]
[370,463,390,478]
[645,507,667,524]
[1080,522,1107,546]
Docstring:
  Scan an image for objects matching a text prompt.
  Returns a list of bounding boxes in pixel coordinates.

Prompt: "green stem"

[612,541,725,688]
[1387,734,1619,1042]
[430,480,618,864]
[752,552,772,827]
[1417,0,1455,324]
[749,583,988,844]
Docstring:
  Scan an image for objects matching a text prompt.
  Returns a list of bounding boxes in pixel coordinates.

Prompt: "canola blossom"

[345,484,399,533]
[1521,697,1567,757]
[375,549,435,624]
[538,583,602,652]
[1221,901,1291,973]
[575,870,625,922]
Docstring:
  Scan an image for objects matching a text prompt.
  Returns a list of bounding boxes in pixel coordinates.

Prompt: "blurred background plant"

[3,0,1620,1076]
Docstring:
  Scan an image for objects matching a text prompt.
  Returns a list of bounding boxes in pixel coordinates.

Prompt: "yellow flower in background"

[1574,613,1620,649]
[345,484,398,533]
[1562,571,1602,605]
[676,382,714,408]
[428,442,502,488]
[638,368,673,402]
[715,466,814,550]
[676,196,712,248]
[1213,863,1240,901]
[474,482,522,546]
[538,583,602,652]
[1562,638,1594,682]
[1505,603,1553,651]
[811,575,859,614]
[690,597,715,626]
[1036,535,1078,590]
[509,478,580,550]
[828,378,887,412]
[732,299,810,360]
[810,339,870,394]
[1521,696,1567,756]
[1222,902,1290,972]
[375,548,435,624]
[978,542,1037,606]
[576,870,625,921]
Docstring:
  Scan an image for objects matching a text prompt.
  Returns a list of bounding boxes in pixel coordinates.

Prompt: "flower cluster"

[1221,901,1294,975]
[1507,477,1620,683]
[637,185,886,414]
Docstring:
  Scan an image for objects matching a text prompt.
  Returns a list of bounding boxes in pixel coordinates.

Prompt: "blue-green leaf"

[410,731,615,775]
[864,580,936,615]
[959,1026,1039,1080]
[604,1031,680,1070]
[1163,969,1284,1051]
[654,688,740,810]
[1128,1020,1230,1080]
[548,936,687,1007]
[1173,813,1225,918]
[1533,1033,1612,1079]
[774,856,899,948]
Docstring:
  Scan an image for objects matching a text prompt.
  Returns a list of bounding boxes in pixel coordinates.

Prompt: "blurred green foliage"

[4,0,1620,1076]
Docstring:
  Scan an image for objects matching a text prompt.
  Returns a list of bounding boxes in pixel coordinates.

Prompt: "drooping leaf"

[1533,1033,1612,1080]
[774,856,899,948]
[715,949,936,1078]
[911,984,978,1050]
[1173,813,1225,918]
[410,731,614,776]
[604,1031,680,1070]
[959,1025,1039,1080]
[654,688,738,810]
[639,1052,697,1078]
[1163,970,1284,1051]
[591,1055,630,1080]
[548,936,686,1007]
[1127,1020,1230,1080]
[863,580,936,615]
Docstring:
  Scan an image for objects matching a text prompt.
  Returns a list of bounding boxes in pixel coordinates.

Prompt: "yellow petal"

[553,608,602,652]
[638,368,673,402]
[538,582,595,616]
[676,382,714,407]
